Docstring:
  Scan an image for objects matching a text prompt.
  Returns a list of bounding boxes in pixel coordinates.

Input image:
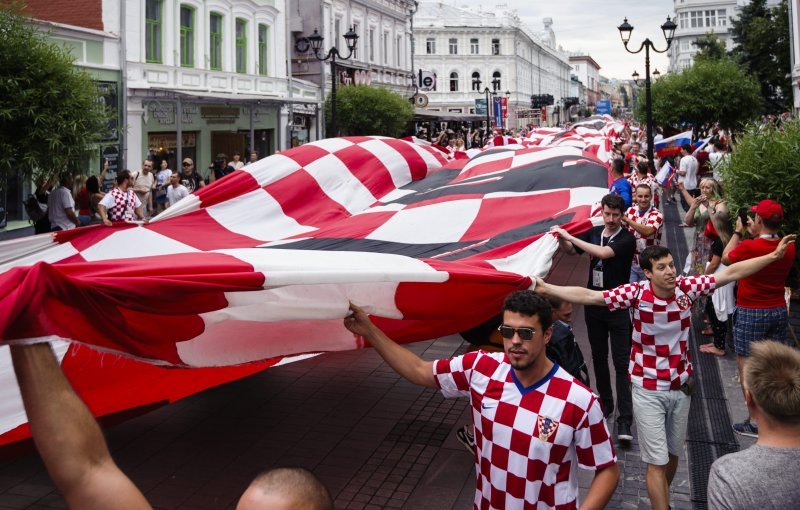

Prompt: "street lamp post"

[618,16,676,172]
[304,26,359,137]
[473,76,500,145]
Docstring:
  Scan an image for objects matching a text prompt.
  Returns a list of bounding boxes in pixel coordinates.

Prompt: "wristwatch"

[733,231,743,237]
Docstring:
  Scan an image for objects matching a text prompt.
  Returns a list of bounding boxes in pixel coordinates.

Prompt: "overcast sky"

[445,0,675,80]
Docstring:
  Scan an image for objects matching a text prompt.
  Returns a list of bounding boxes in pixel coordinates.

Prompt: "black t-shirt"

[575,226,636,290]
[709,237,723,260]
[180,171,203,193]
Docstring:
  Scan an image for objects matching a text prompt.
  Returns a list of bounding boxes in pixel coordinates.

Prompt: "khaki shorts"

[631,384,691,465]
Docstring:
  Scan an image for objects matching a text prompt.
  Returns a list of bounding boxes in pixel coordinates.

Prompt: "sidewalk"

[0,202,750,509]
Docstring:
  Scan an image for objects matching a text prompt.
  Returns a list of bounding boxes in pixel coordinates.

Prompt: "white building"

[289,0,416,137]
[413,2,572,128]
[568,55,601,106]
[669,0,781,72]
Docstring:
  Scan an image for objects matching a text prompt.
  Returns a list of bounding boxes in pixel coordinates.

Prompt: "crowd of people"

[31,151,260,234]
[11,120,799,510]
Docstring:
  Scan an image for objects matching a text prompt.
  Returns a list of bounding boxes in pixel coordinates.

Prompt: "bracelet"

[733,231,743,237]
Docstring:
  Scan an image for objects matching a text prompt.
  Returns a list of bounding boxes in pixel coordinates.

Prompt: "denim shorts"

[732,306,788,356]
[632,384,691,465]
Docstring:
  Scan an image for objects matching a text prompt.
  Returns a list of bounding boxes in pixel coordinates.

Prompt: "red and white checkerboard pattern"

[603,275,716,390]
[106,188,141,222]
[624,206,664,262]
[434,352,616,509]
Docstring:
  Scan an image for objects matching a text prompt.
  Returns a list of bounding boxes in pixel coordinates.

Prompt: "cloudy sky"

[444,0,675,79]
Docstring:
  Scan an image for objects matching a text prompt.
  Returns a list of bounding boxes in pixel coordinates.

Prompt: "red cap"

[750,199,784,222]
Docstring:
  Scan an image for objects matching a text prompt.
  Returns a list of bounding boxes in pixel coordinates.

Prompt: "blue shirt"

[610,177,632,208]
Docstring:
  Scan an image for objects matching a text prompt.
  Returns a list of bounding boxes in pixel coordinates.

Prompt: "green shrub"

[324,85,413,138]
[721,120,800,237]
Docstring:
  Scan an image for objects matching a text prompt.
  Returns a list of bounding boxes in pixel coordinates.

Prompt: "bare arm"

[344,304,437,388]
[96,204,111,227]
[580,464,620,510]
[552,227,615,260]
[64,207,80,228]
[722,216,748,265]
[621,216,656,237]
[10,344,151,510]
[714,235,796,287]
[534,277,606,306]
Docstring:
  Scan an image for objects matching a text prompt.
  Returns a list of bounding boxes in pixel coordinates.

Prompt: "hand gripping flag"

[0,131,615,448]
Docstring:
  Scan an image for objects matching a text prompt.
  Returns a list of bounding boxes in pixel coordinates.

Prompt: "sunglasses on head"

[498,325,536,341]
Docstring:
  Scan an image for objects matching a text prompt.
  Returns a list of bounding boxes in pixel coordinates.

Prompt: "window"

[491,38,500,55]
[426,37,435,54]
[210,13,222,70]
[705,10,716,28]
[471,71,481,91]
[352,22,360,59]
[690,11,702,28]
[718,9,727,27]
[679,12,688,29]
[492,71,501,91]
[369,28,375,61]
[335,18,341,48]
[235,19,247,73]
[470,38,479,54]
[449,37,457,55]
[396,35,401,66]
[449,72,458,92]
[258,24,268,76]
[179,5,194,67]
[383,32,389,63]
[145,0,162,63]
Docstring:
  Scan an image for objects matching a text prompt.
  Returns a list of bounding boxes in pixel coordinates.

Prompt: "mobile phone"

[738,207,748,226]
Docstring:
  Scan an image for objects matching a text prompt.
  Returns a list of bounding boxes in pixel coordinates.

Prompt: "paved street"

[0,203,752,509]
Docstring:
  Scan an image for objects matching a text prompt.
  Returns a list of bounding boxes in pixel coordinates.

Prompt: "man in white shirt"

[166,171,190,207]
[677,143,699,212]
[47,173,80,231]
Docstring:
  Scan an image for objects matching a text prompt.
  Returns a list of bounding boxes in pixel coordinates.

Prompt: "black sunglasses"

[498,325,536,341]
[182,162,191,166]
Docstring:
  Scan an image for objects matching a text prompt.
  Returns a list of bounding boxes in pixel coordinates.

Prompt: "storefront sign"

[337,66,371,87]
[148,132,197,150]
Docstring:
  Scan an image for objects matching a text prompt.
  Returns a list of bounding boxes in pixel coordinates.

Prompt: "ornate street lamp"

[618,16,676,172]
[302,26,359,137]
[473,76,493,145]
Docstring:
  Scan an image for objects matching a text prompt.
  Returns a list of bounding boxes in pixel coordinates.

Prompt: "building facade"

[787,0,800,111]
[413,3,572,128]
[568,55,601,106]
[668,0,781,72]
[289,0,417,136]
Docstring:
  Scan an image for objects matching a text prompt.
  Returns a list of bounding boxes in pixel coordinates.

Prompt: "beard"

[507,348,536,371]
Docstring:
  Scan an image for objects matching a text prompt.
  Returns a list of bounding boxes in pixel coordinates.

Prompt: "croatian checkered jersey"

[624,206,664,262]
[105,187,141,222]
[434,351,616,509]
[604,275,716,390]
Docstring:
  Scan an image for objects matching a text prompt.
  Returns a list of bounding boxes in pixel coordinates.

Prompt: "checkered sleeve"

[603,282,641,311]
[432,351,479,398]
[679,274,716,300]
[132,192,143,209]
[646,209,663,231]
[575,395,617,470]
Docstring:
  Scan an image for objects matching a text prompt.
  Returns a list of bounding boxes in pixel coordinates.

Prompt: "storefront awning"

[142,87,320,105]
[412,110,485,122]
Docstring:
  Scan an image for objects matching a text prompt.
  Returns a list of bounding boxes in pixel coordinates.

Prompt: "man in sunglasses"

[179,158,205,193]
[345,292,620,510]
[534,236,795,510]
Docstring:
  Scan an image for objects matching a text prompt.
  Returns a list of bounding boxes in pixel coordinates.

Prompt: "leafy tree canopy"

[324,85,413,138]
[693,33,727,63]
[634,58,761,132]
[0,4,109,186]
[729,0,790,114]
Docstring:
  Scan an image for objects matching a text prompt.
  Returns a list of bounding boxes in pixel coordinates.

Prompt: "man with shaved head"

[237,468,333,510]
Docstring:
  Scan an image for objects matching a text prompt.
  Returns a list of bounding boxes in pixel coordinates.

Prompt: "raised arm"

[552,227,615,260]
[715,235,796,287]
[10,344,151,510]
[533,277,606,307]
[344,304,437,388]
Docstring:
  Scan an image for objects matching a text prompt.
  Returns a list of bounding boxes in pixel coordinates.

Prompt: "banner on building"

[337,66,372,87]
[493,97,504,129]
[418,70,436,92]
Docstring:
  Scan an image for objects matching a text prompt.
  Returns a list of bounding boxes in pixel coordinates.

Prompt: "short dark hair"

[635,183,652,194]
[611,158,625,176]
[117,170,132,185]
[762,217,781,231]
[640,245,673,272]
[681,143,692,153]
[547,296,564,311]
[636,161,649,174]
[601,193,626,213]
[502,291,552,331]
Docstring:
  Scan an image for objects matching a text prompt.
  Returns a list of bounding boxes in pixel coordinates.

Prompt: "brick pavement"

[0,203,743,510]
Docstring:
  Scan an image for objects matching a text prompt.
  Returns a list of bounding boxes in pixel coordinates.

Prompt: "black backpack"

[547,322,591,387]
[25,194,47,222]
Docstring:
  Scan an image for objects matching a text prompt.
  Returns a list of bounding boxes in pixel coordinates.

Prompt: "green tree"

[721,120,800,239]
[324,85,413,137]
[693,33,727,62]
[0,5,109,187]
[634,58,761,132]
[729,0,791,113]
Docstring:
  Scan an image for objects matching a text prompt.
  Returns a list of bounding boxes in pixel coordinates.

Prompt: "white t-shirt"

[167,184,190,206]
[679,154,698,190]
[231,161,245,170]
[47,186,76,231]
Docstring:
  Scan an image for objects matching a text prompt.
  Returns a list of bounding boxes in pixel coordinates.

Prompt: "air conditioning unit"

[293,115,306,128]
